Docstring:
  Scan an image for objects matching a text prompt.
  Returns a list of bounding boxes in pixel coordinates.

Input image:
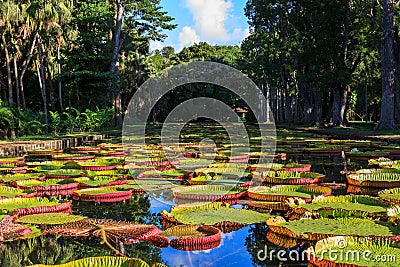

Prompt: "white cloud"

[149,40,164,51]
[179,26,201,47]
[186,0,232,41]
[242,28,250,39]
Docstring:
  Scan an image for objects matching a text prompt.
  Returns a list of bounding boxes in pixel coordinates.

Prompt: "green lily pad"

[161,202,270,225]
[16,213,86,225]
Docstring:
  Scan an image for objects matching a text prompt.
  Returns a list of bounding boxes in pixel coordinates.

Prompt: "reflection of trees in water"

[72,195,159,224]
[62,237,163,266]
[245,223,307,267]
[0,237,74,267]
[70,194,163,264]
[0,195,164,266]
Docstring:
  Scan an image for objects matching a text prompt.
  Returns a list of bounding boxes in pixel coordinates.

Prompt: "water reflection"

[0,157,374,267]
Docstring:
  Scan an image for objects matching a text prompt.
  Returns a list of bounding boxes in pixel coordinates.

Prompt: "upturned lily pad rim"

[267,216,400,241]
[307,236,400,267]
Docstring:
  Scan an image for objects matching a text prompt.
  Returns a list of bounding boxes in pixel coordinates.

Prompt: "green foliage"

[49,111,62,135]
[49,107,114,134]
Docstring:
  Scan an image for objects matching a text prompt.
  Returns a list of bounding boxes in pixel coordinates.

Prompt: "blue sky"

[150,0,250,52]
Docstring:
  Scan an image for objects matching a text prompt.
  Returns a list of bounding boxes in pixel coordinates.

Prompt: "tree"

[108,0,176,126]
[0,0,21,104]
[376,0,397,129]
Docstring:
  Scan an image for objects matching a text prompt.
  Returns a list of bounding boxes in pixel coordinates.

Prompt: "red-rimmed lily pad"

[248,185,331,202]
[0,197,72,216]
[73,186,132,202]
[172,185,247,202]
[161,225,221,251]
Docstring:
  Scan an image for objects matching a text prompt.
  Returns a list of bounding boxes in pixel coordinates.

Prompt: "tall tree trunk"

[48,79,56,111]
[299,82,315,125]
[0,74,6,102]
[13,58,20,108]
[314,93,323,126]
[281,67,293,122]
[37,40,48,125]
[395,86,400,124]
[19,31,39,109]
[109,0,124,126]
[376,0,396,129]
[2,33,13,104]
[57,47,64,111]
[332,85,348,126]
[394,28,400,124]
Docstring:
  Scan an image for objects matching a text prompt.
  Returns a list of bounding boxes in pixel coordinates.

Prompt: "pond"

[0,125,398,267]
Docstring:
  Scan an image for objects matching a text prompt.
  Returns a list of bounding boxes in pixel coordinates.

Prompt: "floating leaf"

[248,185,331,202]
[307,236,400,267]
[290,195,391,215]
[267,216,400,242]
[73,186,132,202]
[16,213,86,225]
[161,202,269,225]
[0,186,36,199]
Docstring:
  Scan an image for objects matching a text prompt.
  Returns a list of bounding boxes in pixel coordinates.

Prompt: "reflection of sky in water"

[149,196,254,266]
[139,152,367,266]
[161,227,253,267]
[149,196,176,214]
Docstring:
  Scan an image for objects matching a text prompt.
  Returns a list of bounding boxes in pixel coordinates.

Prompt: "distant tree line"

[1,0,399,139]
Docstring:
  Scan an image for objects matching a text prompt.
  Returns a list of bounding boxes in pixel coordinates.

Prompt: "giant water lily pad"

[12,179,79,196]
[172,184,247,202]
[267,216,400,241]
[52,154,95,161]
[347,172,400,187]
[16,213,86,225]
[289,195,391,215]
[27,256,151,267]
[161,202,270,225]
[82,169,129,178]
[0,173,44,183]
[44,168,83,178]
[0,215,33,242]
[379,188,400,204]
[248,185,331,202]
[387,205,400,218]
[188,174,246,186]
[255,171,325,185]
[307,236,400,267]
[44,218,161,244]
[73,186,132,202]
[161,225,221,251]
[0,186,36,199]
[0,197,71,216]
[73,176,126,187]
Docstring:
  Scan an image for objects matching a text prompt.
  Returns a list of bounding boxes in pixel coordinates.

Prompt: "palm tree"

[0,0,21,104]
[25,0,73,125]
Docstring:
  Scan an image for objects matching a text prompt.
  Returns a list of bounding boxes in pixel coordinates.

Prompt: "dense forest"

[0,0,399,139]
